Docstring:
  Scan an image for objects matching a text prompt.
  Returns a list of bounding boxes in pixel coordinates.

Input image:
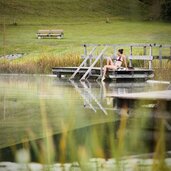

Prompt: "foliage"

[161,0,171,21]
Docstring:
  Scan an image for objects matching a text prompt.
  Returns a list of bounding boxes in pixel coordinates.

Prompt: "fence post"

[149,44,152,69]
[159,45,162,68]
[83,44,88,67]
[143,46,146,67]
[100,54,103,77]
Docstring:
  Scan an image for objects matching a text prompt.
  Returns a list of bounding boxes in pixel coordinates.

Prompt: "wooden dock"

[52,67,154,81]
[109,90,171,100]
[52,43,171,81]
[108,90,171,111]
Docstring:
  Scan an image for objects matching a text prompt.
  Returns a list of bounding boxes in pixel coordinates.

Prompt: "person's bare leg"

[102,65,117,81]
[107,58,114,65]
[102,65,107,81]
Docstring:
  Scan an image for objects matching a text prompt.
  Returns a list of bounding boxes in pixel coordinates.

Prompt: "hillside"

[0,0,170,57]
[0,0,147,24]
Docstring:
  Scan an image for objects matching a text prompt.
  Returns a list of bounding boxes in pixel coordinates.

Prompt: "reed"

[0,53,171,81]
[0,53,82,74]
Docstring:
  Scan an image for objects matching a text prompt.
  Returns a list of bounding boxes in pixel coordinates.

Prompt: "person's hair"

[118,49,124,54]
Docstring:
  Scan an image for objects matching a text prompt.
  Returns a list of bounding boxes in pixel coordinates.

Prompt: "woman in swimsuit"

[102,49,127,81]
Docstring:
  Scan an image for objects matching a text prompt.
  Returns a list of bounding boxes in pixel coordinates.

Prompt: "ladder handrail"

[69,46,97,80]
[80,46,108,81]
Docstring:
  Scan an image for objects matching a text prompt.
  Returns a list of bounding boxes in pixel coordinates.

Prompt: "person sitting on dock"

[102,49,128,81]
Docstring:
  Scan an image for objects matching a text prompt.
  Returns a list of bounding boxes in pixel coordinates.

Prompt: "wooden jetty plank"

[108,90,171,101]
[52,67,153,73]
[52,67,154,80]
[110,90,171,112]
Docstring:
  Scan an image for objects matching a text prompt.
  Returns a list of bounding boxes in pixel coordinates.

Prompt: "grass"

[0,0,147,23]
[1,21,171,56]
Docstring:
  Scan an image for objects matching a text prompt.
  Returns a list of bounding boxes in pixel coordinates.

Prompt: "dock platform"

[52,67,154,81]
[108,90,171,111]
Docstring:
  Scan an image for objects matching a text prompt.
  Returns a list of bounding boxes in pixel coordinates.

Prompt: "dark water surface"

[0,74,170,163]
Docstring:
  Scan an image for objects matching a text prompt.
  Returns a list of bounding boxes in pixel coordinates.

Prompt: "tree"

[139,0,171,21]
[161,0,171,21]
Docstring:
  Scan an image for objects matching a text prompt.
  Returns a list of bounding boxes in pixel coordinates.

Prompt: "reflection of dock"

[69,80,157,115]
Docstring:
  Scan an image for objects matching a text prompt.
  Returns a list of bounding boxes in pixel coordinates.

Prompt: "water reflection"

[0,75,170,163]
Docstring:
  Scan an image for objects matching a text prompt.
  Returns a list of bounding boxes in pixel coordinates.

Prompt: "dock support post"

[159,45,162,68]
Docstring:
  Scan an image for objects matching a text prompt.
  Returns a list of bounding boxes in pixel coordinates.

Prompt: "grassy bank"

[0,54,170,80]
[1,21,171,56]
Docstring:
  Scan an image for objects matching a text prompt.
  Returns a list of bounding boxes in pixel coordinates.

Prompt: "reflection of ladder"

[70,46,108,81]
[80,81,108,115]
[69,46,97,80]
[70,80,108,115]
[70,80,96,112]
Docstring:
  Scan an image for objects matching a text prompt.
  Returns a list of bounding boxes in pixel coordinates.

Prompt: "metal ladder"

[80,46,108,81]
[69,46,97,80]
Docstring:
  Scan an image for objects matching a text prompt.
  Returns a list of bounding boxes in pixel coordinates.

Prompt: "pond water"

[0,74,170,163]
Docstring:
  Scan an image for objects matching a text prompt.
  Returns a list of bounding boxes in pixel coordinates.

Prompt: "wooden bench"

[37,30,64,39]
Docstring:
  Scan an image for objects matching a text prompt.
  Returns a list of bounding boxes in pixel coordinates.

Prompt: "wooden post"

[159,45,162,68]
[129,46,133,67]
[143,46,146,67]
[100,54,103,77]
[84,44,88,67]
[89,47,92,67]
[149,45,152,69]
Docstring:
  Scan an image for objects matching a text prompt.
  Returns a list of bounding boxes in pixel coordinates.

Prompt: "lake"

[0,74,170,164]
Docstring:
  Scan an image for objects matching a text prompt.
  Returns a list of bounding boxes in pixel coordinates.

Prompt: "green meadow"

[1,21,171,56]
[1,0,171,55]
[0,0,171,77]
